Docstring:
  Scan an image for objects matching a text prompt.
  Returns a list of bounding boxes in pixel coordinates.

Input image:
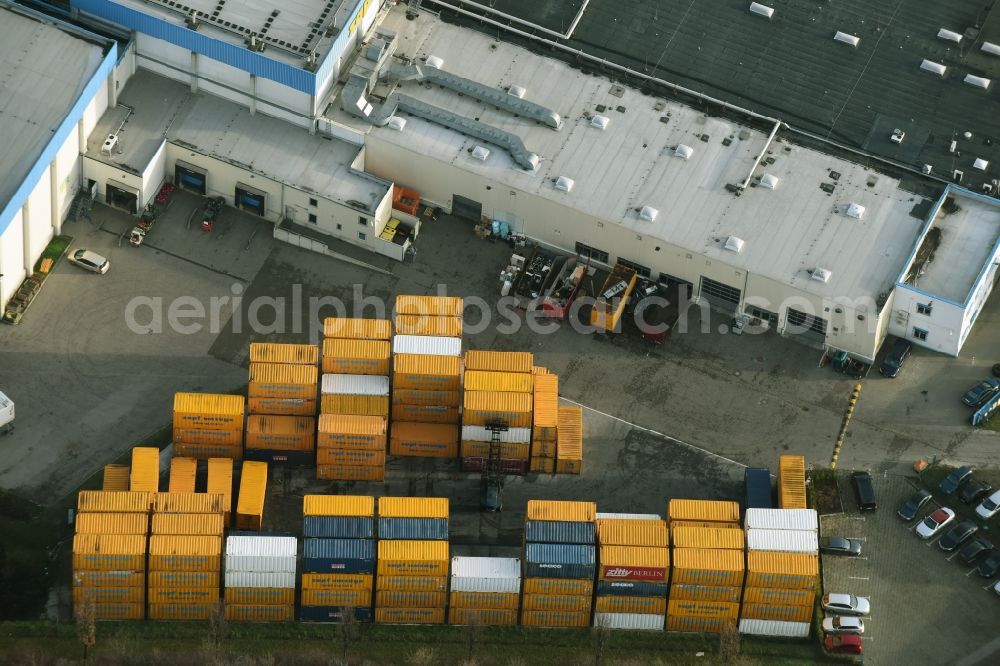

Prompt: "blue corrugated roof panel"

[301,538,375,574]
[524,543,596,580]
[525,520,595,545]
[378,518,449,541]
[304,517,375,539]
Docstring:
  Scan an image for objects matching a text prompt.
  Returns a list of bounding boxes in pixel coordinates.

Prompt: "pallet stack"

[375,497,450,625]
[530,374,558,473]
[556,405,583,475]
[147,492,225,620]
[72,491,151,620]
[521,500,596,628]
[666,499,743,633]
[172,393,246,461]
[391,296,463,460]
[448,556,521,626]
[247,343,320,466]
[594,516,669,630]
[300,494,376,622]
[224,534,297,622]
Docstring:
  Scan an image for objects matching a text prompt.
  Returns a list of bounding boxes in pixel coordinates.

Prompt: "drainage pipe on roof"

[739,119,782,191]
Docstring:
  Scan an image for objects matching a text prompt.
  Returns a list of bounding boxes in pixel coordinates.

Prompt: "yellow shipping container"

[74,512,148,535]
[72,534,146,571]
[148,603,215,621]
[316,414,386,450]
[390,437,458,459]
[464,370,533,393]
[301,573,373,592]
[741,603,813,623]
[463,391,532,428]
[102,464,130,491]
[147,571,220,588]
[522,578,593,596]
[671,526,746,550]
[594,596,667,614]
[173,443,241,462]
[152,513,225,536]
[395,295,464,317]
[248,363,319,400]
[316,465,386,482]
[526,499,596,522]
[597,519,668,547]
[172,427,244,447]
[224,587,296,605]
[667,599,740,621]
[376,575,448,592]
[375,607,446,625]
[521,593,592,612]
[154,492,226,514]
[669,584,743,603]
[72,586,145,606]
[130,447,160,493]
[665,616,735,634]
[249,342,319,365]
[448,607,518,626]
[745,552,820,590]
[147,587,219,605]
[531,440,557,458]
[460,440,530,460]
[390,421,457,448]
[73,571,145,588]
[77,490,152,513]
[247,396,316,416]
[375,590,447,608]
[89,603,145,621]
[670,549,745,588]
[377,540,449,577]
[521,610,590,628]
[148,535,222,571]
[555,458,582,475]
[245,415,316,451]
[532,375,559,440]
[225,604,294,622]
[320,393,389,416]
[392,389,462,407]
[323,317,391,340]
[741,586,815,606]
[390,404,460,424]
[378,497,449,519]
[206,458,234,526]
[392,354,462,391]
[669,520,741,530]
[173,393,246,429]
[168,457,197,494]
[321,338,391,375]
[557,405,583,434]
[449,591,520,610]
[303,495,375,518]
[667,499,740,524]
[598,545,669,581]
[394,314,462,337]
[316,448,386,467]
[236,461,268,530]
[532,366,550,375]
[464,350,533,374]
[530,457,555,473]
[778,454,808,509]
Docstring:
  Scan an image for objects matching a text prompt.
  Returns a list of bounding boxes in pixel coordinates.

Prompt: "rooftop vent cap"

[591,114,610,130]
[937,28,963,43]
[810,267,832,283]
[639,206,659,222]
[845,203,866,219]
[983,41,1000,57]
[974,158,989,171]
[674,144,694,160]
[920,59,947,76]
[724,236,745,253]
[508,85,527,99]
[749,2,774,19]
[425,55,444,69]
[965,74,992,89]
[386,116,406,131]
[833,31,860,47]
[471,146,490,161]
[759,173,779,190]
[555,176,575,192]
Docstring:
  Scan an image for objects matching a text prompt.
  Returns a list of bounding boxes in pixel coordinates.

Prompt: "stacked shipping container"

[778,455,807,509]
[207,458,235,527]
[448,557,521,626]
[103,464,129,491]
[130,447,160,493]
[521,500,596,628]
[300,494,376,623]
[246,343,320,466]
[173,393,246,460]
[666,499,743,633]
[168,457,197,493]
[224,534,296,621]
[462,350,533,474]
[594,516,669,630]
[320,320,391,480]
[556,405,583,475]
[375,497,450,624]
[235,461,268,530]
[530,374,558,473]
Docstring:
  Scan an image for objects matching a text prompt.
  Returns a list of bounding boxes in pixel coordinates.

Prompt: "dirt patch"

[810,468,843,515]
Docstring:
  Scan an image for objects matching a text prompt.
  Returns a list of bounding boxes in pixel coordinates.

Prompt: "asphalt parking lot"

[822,472,1000,665]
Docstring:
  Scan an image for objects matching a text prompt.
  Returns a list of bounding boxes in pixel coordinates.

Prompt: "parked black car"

[852,471,877,510]
[959,537,994,565]
[939,521,979,551]
[959,479,993,505]
[820,536,863,556]
[897,489,932,521]
[977,550,1000,578]
[963,378,1000,408]
[939,466,973,494]
[878,338,912,378]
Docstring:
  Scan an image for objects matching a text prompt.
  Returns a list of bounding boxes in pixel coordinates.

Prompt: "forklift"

[479,420,508,512]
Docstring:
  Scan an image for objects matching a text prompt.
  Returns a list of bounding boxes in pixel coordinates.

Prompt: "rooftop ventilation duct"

[937,28,962,43]
[508,85,526,99]
[810,267,832,283]
[983,41,1000,57]
[425,55,444,69]
[759,173,779,189]
[555,176,574,192]
[920,60,947,76]
[964,74,992,89]
[591,115,610,130]
[386,116,406,131]
[974,158,989,171]
[674,144,694,159]
[639,206,659,222]
[845,203,866,219]
[471,146,490,161]
[749,2,774,19]
[724,236,745,253]
[833,31,860,47]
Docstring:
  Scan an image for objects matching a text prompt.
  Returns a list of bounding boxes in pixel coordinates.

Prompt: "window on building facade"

[308,214,317,224]
[616,258,651,278]
[359,216,368,226]
[358,231,367,241]
[917,303,933,316]
[913,327,928,341]
[309,198,318,207]
[574,241,609,264]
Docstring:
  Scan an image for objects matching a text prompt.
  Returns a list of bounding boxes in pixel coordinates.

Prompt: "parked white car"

[976,490,1000,520]
[821,593,870,616]
[823,616,865,634]
[916,507,956,539]
[67,249,110,274]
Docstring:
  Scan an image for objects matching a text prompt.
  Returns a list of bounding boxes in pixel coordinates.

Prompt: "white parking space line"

[947,551,960,561]
[848,576,870,580]
[983,583,995,591]
[967,568,980,577]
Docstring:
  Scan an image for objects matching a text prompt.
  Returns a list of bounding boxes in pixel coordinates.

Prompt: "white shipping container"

[224,571,296,589]
[746,528,818,553]
[594,613,664,630]
[595,513,662,520]
[744,508,818,531]
[451,556,521,579]
[738,619,810,638]
[450,576,521,593]
[321,374,390,396]
[393,335,462,356]
[225,535,298,572]
[461,426,531,444]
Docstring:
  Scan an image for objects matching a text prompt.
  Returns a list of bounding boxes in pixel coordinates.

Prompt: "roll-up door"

[785,308,828,343]
[175,160,207,195]
[106,180,138,214]
[235,182,266,216]
[698,276,741,314]
[451,194,482,222]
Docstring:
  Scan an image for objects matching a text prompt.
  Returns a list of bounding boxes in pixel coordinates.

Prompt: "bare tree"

[207,599,228,650]
[336,606,359,665]
[465,615,483,662]
[718,624,742,662]
[75,594,97,662]
[591,617,611,666]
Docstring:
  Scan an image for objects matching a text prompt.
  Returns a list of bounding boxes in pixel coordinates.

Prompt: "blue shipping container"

[595,580,669,597]
[524,520,595,545]
[378,518,449,540]
[298,606,374,623]
[524,543,596,580]
[301,538,375,574]
[304,516,375,539]
[744,467,774,510]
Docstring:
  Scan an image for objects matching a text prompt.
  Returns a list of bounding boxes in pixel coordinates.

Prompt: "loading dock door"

[698,276,741,314]
[175,160,207,195]
[785,308,828,342]
[452,194,482,222]
[106,180,138,214]
[235,183,266,216]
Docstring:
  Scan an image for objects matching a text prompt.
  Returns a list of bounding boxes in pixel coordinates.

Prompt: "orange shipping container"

[597,519,668,547]
[236,461,268,530]
[147,587,219,605]
[745,552,819,590]
[665,616,735,634]
[102,464,129,491]
[300,573,373,591]
[392,354,461,391]
[375,590,447,608]
[464,370,533,393]
[377,575,447,592]
[390,437,458,459]
[148,603,215,621]
[464,350,533,373]
[666,599,740,621]
[531,440,556,457]
[532,375,559,441]
[225,604,294,622]
[520,610,589,628]
[395,295,464,317]
[597,545,669,582]
[526,499,596,522]
[249,342,319,365]
[74,512,148,535]
[173,442,242,462]
[669,584,742,603]
[245,415,315,451]
[522,578,593,596]
[72,534,146,571]
[390,404,460,424]
[375,607,445,625]
[247,396,316,416]
[316,465,385,482]
[303,495,375,518]
[72,585,145,606]
[154,492,225,514]
[321,338,391,375]
[521,593,591,612]
[323,317,391,340]
[530,457,555,473]
[248,363,319,400]
[741,586,815,606]
[741,603,813,623]
[73,571,145,588]
[173,393,245,429]
[173,427,244,447]
[460,440,530,460]
[147,571,220,588]
[206,458,234,526]
[168,457,197,493]
[89,603,145,621]
[449,591,520,609]
[669,520,741,530]
[152,513,225,536]
[671,526,745,550]
[667,499,740,524]
[448,607,518,626]
[130,447,160,493]
[77,490,152,513]
[778,454,808,509]
[393,314,462,338]
[377,540,449,577]
[392,389,462,407]
[148,535,222,571]
[390,422,457,454]
[316,414,387,450]
[555,458,582,475]
[224,587,296,605]
[378,497,449,519]
[670,549,745,587]
[315,448,386,467]
[463,391,532,428]
[532,366,550,375]
[320,394,388,416]
[594,596,667,614]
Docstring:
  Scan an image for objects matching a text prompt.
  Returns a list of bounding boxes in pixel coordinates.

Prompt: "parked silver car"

[821,593,870,616]
[67,249,110,274]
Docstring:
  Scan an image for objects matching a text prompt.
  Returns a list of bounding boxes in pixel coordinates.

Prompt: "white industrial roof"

[343,7,928,303]
[0,7,106,218]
